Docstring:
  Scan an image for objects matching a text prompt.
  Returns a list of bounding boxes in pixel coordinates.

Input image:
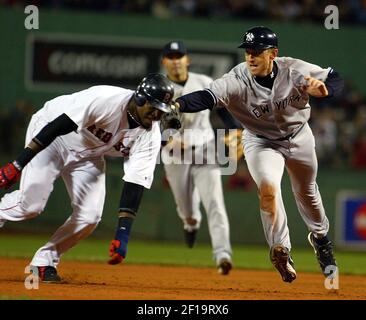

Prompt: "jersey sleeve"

[62,98,95,130]
[208,74,244,108]
[286,57,332,83]
[62,87,129,131]
[122,124,161,189]
[200,74,214,87]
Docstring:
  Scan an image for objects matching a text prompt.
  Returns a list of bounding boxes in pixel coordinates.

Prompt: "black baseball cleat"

[184,229,197,248]
[32,266,62,283]
[270,244,297,283]
[217,258,232,275]
[308,232,338,277]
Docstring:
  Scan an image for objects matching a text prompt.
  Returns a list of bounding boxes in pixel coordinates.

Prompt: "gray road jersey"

[209,57,331,139]
[172,72,214,146]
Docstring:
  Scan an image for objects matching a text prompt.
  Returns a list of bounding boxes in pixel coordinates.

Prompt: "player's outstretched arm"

[108,181,144,265]
[176,89,215,113]
[0,113,77,189]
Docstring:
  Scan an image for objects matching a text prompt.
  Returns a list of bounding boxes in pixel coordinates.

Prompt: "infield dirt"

[0,257,365,300]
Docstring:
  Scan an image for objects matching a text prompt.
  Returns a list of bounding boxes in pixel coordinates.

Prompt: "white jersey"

[171,72,214,146]
[34,85,161,188]
[209,57,331,139]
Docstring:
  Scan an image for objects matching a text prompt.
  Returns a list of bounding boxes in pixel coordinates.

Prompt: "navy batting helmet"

[134,73,174,112]
[238,26,278,50]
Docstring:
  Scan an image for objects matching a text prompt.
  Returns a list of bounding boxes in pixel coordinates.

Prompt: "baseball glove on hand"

[160,105,182,131]
[0,162,21,189]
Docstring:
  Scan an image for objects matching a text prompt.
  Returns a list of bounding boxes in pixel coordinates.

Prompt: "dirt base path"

[0,257,364,300]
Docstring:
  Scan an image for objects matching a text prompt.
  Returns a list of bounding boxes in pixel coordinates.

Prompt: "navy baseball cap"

[162,41,187,57]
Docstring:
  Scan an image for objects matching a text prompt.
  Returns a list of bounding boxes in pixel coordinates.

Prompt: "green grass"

[0,234,365,275]
[0,295,35,300]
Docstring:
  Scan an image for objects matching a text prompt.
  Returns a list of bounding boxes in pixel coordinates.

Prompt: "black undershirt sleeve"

[215,108,242,129]
[33,113,78,147]
[176,90,215,113]
[14,113,78,169]
[118,181,144,215]
[176,89,241,129]
[324,69,344,98]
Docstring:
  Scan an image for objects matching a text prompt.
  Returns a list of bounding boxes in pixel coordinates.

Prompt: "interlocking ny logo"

[246,32,254,42]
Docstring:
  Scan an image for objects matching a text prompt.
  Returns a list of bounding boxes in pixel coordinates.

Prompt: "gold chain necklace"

[127,109,141,125]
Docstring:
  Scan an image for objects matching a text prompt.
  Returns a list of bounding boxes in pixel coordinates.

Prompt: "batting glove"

[108,240,126,265]
[108,215,134,265]
[0,162,21,189]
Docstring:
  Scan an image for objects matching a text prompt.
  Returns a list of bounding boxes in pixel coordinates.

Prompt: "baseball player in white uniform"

[160,41,232,275]
[174,27,344,282]
[0,73,176,282]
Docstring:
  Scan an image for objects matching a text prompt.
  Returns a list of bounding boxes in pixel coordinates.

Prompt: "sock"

[114,216,134,257]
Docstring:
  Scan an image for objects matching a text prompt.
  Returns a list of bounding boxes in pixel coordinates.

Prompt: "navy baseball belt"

[256,124,305,141]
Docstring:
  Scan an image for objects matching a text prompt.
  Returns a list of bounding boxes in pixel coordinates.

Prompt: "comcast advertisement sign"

[25,34,239,91]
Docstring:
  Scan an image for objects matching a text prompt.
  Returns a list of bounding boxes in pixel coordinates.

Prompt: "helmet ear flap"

[134,85,147,107]
[134,92,146,107]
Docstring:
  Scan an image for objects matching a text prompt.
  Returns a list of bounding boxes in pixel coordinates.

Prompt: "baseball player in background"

[174,26,344,283]
[160,41,233,275]
[0,73,176,282]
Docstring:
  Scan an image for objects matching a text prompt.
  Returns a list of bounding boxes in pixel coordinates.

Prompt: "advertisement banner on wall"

[25,33,239,92]
[336,191,366,251]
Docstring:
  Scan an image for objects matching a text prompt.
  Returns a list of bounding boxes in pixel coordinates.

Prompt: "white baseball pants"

[164,162,232,264]
[243,123,329,251]
[0,114,106,267]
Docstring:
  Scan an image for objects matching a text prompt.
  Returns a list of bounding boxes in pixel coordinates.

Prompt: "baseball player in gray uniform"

[160,41,232,275]
[0,74,176,282]
[174,27,343,283]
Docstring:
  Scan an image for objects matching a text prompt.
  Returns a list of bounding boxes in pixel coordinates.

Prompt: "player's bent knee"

[259,181,276,215]
[18,203,44,218]
[0,191,45,218]
[75,211,102,225]
[83,216,102,226]
[23,211,40,219]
